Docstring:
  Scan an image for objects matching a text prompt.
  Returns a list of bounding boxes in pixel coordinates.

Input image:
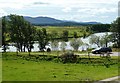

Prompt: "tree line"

[90,24,110,33]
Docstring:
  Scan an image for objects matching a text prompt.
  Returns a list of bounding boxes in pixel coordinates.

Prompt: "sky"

[0,0,119,23]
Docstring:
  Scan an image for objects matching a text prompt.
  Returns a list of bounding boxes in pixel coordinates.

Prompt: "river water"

[0,32,113,52]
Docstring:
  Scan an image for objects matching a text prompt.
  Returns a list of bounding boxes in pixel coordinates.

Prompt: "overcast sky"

[0,0,119,23]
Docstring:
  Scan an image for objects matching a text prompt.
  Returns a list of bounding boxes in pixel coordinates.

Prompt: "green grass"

[2,52,118,81]
[3,51,89,57]
[0,53,2,82]
[35,26,91,38]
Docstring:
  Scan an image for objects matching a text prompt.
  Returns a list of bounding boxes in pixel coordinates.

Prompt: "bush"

[53,58,61,63]
[59,51,77,63]
[47,48,51,52]
[45,56,53,61]
[112,43,118,48]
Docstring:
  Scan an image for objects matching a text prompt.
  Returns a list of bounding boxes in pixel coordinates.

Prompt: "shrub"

[47,48,51,52]
[59,51,77,63]
[53,58,61,63]
[45,56,53,61]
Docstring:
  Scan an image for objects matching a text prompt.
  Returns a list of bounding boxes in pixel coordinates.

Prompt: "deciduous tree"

[61,30,69,42]
[60,41,67,51]
[37,28,49,51]
[2,16,9,52]
[89,35,100,47]
[110,17,120,48]
[70,38,83,51]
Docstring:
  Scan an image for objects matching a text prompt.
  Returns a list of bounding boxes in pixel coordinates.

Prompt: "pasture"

[2,52,118,81]
[35,26,91,38]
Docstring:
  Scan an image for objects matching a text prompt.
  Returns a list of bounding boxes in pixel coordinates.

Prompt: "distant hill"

[24,16,101,26]
[24,16,63,25]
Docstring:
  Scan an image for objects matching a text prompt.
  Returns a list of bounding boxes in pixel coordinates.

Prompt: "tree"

[83,43,89,51]
[2,16,9,52]
[61,30,69,42]
[9,14,26,52]
[70,38,83,51]
[50,31,58,41]
[73,32,78,38]
[99,33,111,47]
[60,41,67,51]
[8,14,35,55]
[89,35,100,47]
[37,28,49,51]
[25,22,35,55]
[90,24,110,33]
[110,17,120,48]
[46,48,51,52]
[51,40,59,51]
[83,28,87,38]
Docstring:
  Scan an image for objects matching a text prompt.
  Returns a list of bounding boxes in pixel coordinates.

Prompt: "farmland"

[35,26,91,38]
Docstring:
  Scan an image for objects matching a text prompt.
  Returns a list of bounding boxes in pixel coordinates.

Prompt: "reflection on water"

[0,32,113,52]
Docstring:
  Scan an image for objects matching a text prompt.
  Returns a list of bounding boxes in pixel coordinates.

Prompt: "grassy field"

[0,53,2,82]
[2,52,118,81]
[35,26,91,38]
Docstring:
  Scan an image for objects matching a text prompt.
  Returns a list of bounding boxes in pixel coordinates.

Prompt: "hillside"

[24,16,101,26]
[24,16,63,25]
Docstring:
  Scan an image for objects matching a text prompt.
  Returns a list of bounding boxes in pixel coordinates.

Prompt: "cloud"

[33,2,49,5]
[0,0,118,23]
[62,7,72,13]
[0,9,7,17]
[100,16,109,18]
[77,8,117,15]
[0,0,119,9]
[43,0,119,8]
[97,8,117,13]
[0,0,40,9]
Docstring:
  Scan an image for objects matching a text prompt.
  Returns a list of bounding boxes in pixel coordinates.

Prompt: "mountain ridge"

[23,16,101,26]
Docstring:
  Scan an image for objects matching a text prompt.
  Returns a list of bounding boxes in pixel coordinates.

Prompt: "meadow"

[2,52,118,81]
[0,53,2,82]
[35,26,91,38]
